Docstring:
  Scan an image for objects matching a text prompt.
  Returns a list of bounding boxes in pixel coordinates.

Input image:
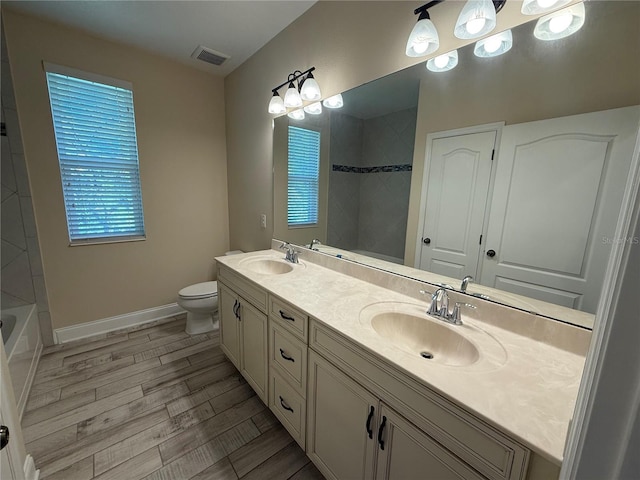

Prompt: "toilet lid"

[179,281,218,299]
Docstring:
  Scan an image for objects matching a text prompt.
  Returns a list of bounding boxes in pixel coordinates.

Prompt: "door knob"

[423,237,431,245]
[486,249,496,258]
[0,425,9,451]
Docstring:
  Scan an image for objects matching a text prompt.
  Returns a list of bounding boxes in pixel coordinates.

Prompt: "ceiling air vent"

[191,45,230,66]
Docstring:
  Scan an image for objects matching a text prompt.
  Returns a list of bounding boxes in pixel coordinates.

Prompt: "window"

[288,126,320,227]
[45,63,145,244]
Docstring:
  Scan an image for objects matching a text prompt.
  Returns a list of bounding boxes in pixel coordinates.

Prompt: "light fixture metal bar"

[414,0,444,16]
[272,67,316,94]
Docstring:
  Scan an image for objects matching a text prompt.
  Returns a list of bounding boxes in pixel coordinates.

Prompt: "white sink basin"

[238,256,298,275]
[360,302,507,369]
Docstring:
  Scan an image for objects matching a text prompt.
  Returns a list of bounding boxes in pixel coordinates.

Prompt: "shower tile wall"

[1,27,54,345]
[328,108,416,260]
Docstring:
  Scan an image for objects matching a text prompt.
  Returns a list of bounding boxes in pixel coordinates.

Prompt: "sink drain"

[420,351,434,360]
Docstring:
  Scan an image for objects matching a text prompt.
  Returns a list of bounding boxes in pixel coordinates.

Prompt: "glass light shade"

[426,50,459,72]
[474,29,513,57]
[300,75,322,101]
[268,92,286,114]
[304,102,322,115]
[405,16,440,57]
[534,2,585,41]
[521,0,570,15]
[287,109,305,120]
[284,82,303,107]
[322,94,344,109]
[454,0,497,40]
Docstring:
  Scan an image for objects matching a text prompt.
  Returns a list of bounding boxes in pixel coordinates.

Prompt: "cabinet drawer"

[269,322,307,397]
[269,296,308,341]
[270,368,306,449]
[218,266,267,312]
[310,320,530,480]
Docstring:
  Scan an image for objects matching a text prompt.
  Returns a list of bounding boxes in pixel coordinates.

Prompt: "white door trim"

[414,122,504,268]
[561,120,640,478]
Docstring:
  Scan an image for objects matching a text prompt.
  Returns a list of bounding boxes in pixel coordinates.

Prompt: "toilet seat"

[178,281,217,300]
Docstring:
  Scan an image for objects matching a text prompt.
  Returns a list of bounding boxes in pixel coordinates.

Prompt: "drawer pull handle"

[279,310,295,322]
[279,349,295,362]
[378,415,387,450]
[366,406,375,439]
[233,300,240,320]
[279,396,294,413]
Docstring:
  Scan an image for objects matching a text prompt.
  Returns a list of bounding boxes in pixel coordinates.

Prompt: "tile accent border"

[54,303,185,344]
[332,164,412,173]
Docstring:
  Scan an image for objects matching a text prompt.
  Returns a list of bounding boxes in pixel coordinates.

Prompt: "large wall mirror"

[273,1,640,329]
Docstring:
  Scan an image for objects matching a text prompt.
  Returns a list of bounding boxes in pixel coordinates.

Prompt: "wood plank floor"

[24,315,325,480]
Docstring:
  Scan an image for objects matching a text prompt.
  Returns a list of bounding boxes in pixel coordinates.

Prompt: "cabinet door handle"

[233,300,239,319]
[279,310,295,322]
[365,406,375,439]
[279,396,294,413]
[279,349,295,362]
[377,415,387,450]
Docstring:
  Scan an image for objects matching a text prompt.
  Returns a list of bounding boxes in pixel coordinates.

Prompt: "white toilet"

[178,251,243,335]
[178,281,219,335]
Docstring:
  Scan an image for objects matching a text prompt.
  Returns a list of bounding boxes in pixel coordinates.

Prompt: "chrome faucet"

[279,242,299,263]
[460,275,473,293]
[309,238,321,250]
[425,288,472,326]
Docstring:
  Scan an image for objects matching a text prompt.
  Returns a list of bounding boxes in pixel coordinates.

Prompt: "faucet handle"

[450,302,476,325]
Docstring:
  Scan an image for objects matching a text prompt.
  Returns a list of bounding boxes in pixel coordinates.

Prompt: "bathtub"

[1,304,42,418]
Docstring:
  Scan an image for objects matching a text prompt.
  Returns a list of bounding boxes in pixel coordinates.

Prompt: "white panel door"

[480,106,640,312]
[419,131,496,280]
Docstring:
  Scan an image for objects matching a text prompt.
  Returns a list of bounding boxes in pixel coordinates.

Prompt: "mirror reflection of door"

[419,129,497,280]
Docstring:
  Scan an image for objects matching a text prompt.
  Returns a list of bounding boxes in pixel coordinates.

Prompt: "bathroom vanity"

[215,245,589,480]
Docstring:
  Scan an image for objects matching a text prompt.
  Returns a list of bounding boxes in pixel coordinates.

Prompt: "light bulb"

[412,41,430,54]
[322,94,344,109]
[287,109,305,120]
[484,36,502,53]
[434,54,449,68]
[284,82,302,108]
[537,0,558,8]
[304,102,322,115]
[466,16,486,35]
[300,75,322,101]
[268,93,286,114]
[405,16,440,57]
[549,13,573,33]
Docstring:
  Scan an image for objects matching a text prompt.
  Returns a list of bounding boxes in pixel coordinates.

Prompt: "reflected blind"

[45,66,145,243]
[288,126,320,227]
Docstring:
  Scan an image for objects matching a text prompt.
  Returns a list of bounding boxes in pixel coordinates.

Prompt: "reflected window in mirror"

[288,126,320,227]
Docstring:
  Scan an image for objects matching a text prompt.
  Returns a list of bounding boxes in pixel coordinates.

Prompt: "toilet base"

[185,311,219,335]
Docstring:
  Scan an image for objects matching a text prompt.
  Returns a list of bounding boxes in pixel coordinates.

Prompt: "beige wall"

[3,9,229,329]
[224,0,578,253]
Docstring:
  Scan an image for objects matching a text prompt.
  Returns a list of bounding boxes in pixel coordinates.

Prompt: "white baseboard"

[24,454,39,480]
[54,303,185,344]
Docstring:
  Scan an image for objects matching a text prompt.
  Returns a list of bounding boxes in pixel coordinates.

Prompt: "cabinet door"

[219,284,240,369]
[240,300,268,402]
[307,350,377,480]
[376,403,485,480]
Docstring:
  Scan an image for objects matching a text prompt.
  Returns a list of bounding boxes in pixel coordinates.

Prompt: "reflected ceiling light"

[304,102,323,115]
[534,2,585,41]
[268,67,322,114]
[322,94,344,109]
[287,109,305,120]
[405,1,442,57]
[454,0,506,40]
[268,91,286,114]
[474,29,513,57]
[426,50,459,72]
[521,0,570,15]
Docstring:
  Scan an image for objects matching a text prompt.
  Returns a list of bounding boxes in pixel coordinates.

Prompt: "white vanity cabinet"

[308,320,531,480]
[218,266,268,403]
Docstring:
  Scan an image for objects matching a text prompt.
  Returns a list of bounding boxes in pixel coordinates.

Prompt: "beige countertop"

[215,248,588,466]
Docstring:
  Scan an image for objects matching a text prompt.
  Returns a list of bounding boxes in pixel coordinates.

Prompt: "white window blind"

[288,126,320,227]
[45,64,145,244]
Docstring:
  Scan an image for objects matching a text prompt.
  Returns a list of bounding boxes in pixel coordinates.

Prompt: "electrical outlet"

[260,213,267,229]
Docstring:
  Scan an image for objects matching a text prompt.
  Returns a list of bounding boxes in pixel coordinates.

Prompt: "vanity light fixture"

[322,94,344,109]
[426,50,459,72]
[304,102,323,115]
[474,29,513,57]
[268,67,322,113]
[454,0,507,40]
[534,2,585,41]
[287,109,305,120]
[521,0,571,15]
[405,1,443,57]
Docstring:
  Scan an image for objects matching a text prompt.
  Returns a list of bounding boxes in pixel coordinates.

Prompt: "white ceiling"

[3,1,317,77]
